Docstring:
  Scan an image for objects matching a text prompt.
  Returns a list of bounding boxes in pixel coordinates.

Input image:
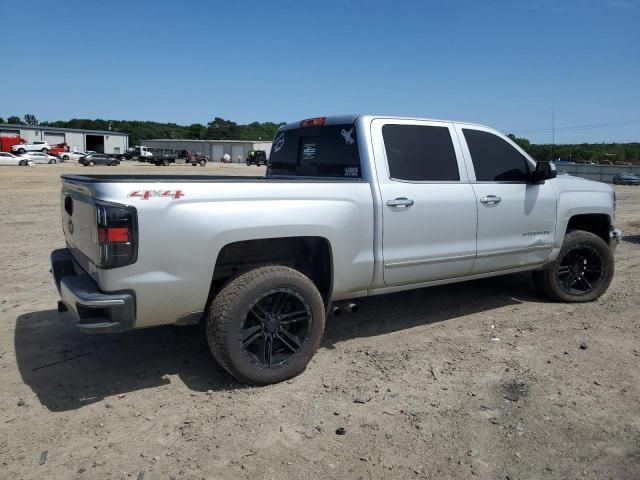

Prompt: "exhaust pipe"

[334,301,359,314]
[331,305,342,316]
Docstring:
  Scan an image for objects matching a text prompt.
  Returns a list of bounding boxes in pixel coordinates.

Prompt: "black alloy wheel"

[206,266,325,385]
[555,245,604,296]
[532,230,613,303]
[240,288,312,368]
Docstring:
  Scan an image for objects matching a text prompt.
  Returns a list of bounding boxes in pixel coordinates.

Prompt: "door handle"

[386,197,414,208]
[480,195,501,204]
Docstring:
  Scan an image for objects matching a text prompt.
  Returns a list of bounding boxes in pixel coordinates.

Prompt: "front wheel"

[49,158,57,164]
[88,160,95,166]
[62,155,70,161]
[19,160,26,166]
[199,160,206,166]
[41,148,49,154]
[533,230,614,303]
[18,148,25,154]
[206,266,325,385]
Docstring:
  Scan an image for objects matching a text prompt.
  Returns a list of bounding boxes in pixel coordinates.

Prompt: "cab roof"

[279,114,492,132]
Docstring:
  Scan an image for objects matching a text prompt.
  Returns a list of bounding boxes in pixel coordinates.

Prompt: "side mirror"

[530,161,556,183]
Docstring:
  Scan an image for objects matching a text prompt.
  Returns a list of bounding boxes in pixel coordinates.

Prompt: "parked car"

[136,148,206,166]
[19,151,59,164]
[11,141,51,154]
[612,173,639,185]
[246,150,267,166]
[168,150,208,167]
[48,143,69,157]
[79,153,120,166]
[59,150,88,162]
[0,152,34,166]
[51,114,620,386]
[123,146,154,161]
[194,152,209,165]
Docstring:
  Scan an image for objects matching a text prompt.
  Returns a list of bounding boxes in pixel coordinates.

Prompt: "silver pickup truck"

[51,115,621,385]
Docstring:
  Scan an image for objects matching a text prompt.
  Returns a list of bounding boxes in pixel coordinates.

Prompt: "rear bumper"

[51,249,135,334]
[610,227,622,253]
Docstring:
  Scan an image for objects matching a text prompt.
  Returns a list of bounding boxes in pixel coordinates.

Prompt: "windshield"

[267,124,360,178]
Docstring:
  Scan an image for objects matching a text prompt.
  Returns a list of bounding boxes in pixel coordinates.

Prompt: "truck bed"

[60,174,365,183]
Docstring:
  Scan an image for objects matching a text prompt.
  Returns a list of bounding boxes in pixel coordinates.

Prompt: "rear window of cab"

[267,124,361,178]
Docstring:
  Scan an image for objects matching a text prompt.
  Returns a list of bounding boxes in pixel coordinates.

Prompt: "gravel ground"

[0,162,639,480]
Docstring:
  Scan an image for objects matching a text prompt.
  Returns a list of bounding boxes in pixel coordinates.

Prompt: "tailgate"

[61,179,98,273]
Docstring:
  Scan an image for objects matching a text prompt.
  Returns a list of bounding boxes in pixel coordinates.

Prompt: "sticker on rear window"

[302,142,318,162]
[341,127,355,145]
[273,132,285,153]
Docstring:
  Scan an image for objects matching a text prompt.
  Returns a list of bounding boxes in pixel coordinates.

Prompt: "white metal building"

[142,139,273,163]
[0,124,129,154]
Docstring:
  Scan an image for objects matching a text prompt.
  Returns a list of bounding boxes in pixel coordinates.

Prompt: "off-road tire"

[206,266,325,385]
[533,229,614,303]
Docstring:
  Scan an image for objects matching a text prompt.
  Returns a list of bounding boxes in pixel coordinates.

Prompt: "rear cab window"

[382,124,460,181]
[267,122,361,178]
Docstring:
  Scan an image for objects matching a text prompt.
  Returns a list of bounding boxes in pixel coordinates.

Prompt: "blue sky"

[1,0,639,144]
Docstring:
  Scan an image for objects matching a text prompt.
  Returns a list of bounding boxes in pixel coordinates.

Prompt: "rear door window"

[382,124,460,181]
[267,124,360,178]
[463,129,530,182]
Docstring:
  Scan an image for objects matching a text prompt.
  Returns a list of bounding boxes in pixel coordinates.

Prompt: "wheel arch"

[206,236,334,315]
[565,213,611,243]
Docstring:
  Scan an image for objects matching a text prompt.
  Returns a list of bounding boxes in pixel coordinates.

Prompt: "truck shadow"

[323,272,535,347]
[15,272,536,412]
[623,234,640,245]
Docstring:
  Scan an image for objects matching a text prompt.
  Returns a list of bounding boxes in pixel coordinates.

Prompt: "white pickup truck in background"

[51,114,620,385]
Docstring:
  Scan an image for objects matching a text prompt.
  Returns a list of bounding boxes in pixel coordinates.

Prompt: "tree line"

[1,114,638,163]
[507,134,640,164]
[0,114,284,147]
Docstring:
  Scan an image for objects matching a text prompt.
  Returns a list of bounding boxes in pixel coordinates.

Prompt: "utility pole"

[551,100,556,160]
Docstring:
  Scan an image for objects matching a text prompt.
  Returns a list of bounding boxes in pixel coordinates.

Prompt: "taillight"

[95,203,137,268]
[300,117,326,128]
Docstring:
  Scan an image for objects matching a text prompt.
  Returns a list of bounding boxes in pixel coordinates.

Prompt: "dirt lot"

[1,162,639,480]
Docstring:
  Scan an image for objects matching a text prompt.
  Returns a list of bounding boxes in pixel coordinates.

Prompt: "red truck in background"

[48,143,69,156]
[0,135,24,153]
[0,137,68,155]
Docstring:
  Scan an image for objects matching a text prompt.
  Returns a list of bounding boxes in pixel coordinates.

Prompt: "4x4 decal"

[128,190,184,200]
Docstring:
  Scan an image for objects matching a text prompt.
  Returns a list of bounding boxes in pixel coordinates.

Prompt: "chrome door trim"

[385,253,476,269]
[385,245,552,269]
[476,244,552,259]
